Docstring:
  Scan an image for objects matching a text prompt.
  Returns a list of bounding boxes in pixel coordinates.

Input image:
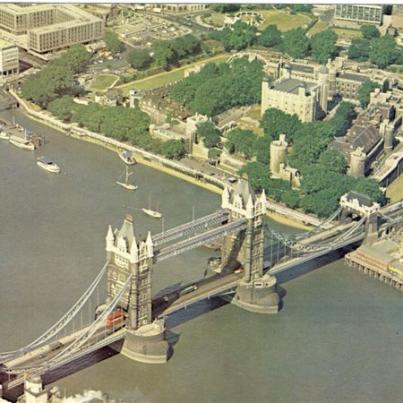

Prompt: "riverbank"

[9,89,311,230]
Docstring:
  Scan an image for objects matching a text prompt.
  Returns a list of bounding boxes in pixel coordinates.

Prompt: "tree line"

[47,96,185,160]
[210,21,338,65]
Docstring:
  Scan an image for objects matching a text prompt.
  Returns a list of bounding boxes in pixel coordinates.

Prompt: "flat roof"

[272,78,317,95]
[338,72,368,83]
[289,63,315,74]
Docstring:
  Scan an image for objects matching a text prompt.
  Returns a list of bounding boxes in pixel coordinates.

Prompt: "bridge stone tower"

[106,215,169,364]
[221,181,280,313]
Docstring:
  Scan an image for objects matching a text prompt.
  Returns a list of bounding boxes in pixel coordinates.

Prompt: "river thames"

[0,104,402,402]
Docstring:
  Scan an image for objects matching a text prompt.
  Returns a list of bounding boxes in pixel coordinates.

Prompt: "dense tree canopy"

[282,28,310,59]
[21,45,91,108]
[348,38,370,62]
[47,96,185,159]
[310,30,337,64]
[360,24,380,40]
[104,31,125,54]
[151,35,202,69]
[225,128,258,159]
[258,25,282,48]
[210,4,241,13]
[369,34,398,69]
[170,58,263,116]
[358,80,381,108]
[260,108,301,141]
[127,49,152,70]
[218,21,257,51]
[196,121,221,148]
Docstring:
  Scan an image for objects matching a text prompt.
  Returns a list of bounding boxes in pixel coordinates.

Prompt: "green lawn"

[117,53,230,95]
[202,12,226,28]
[258,10,313,32]
[89,74,119,92]
[332,27,362,41]
[306,20,328,36]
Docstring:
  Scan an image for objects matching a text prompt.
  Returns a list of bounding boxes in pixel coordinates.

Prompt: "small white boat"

[0,130,9,140]
[119,150,136,165]
[116,165,138,191]
[142,208,163,219]
[142,193,162,218]
[9,134,35,150]
[36,156,61,174]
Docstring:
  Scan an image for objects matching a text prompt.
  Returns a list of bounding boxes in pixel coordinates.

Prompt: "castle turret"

[270,134,288,175]
[349,147,366,177]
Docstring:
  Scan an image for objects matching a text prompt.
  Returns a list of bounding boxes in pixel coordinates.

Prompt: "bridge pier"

[232,274,280,314]
[121,319,170,364]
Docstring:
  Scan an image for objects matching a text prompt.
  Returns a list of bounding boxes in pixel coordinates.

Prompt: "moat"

[0,103,403,402]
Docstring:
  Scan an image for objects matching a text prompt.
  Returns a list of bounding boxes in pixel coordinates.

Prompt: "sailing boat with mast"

[116,165,138,191]
[142,193,162,218]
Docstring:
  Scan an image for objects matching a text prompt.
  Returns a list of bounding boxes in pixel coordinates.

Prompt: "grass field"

[89,74,119,92]
[117,53,230,95]
[258,10,313,32]
[332,27,362,41]
[237,105,264,136]
[202,12,225,28]
[307,20,328,36]
[386,175,403,203]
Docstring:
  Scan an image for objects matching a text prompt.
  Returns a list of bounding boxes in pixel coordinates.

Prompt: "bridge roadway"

[152,209,229,247]
[2,327,126,390]
[154,218,247,262]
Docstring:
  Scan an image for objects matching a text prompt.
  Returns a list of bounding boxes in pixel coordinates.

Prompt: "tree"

[127,49,152,70]
[225,128,257,159]
[210,4,241,13]
[160,140,186,159]
[170,59,263,117]
[21,63,74,108]
[152,40,175,69]
[318,150,348,174]
[254,136,271,164]
[358,80,381,108]
[104,31,125,54]
[221,21,257,51]
[282,28,310,59]
[57,45,91,73]
[360,24,380,40]
[260,108,301,141]
[348,38,370,62]
[48,96,74,121]
[258,25,282,48]
[369,34,398,69]
[310,30,337,64]
[196,121,221,148]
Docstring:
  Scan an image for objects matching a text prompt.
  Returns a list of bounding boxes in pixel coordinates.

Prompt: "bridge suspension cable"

[45,274,132,368]
[0,261,109,363]
[4,274,131,376]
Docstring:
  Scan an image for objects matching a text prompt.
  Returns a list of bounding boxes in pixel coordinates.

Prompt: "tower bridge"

[0,183,401,400]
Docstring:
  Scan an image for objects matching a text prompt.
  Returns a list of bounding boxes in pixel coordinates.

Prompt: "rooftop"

[289,63,315,74]
[272,78,317,95]
[337,72,368,83]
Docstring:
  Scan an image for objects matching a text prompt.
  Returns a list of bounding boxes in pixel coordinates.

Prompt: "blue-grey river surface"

[0,103,402,403]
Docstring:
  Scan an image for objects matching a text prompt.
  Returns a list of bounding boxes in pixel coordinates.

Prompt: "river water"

[0,102,402,403]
